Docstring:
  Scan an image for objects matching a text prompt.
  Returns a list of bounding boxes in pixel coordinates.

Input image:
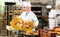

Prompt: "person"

[48,5,58,29]
[49,9,57,29]
[46,5,56,29]
[18,1,39,31]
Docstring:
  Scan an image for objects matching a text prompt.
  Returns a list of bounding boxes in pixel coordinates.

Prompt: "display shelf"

[9,13,14,15]
[31,1,49,29]
[31,2,42,29]
[31,5,42,7]
[2,2,16,36]
[33,11,41,13]
[14,10,25,13]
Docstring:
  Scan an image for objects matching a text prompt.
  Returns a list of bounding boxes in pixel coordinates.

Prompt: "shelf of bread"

[14,12,21,15]
[33,11,42,13]
[9,13,13,15]
[14,10,25,13]
[8,10,14,12]
[32,5,42,7]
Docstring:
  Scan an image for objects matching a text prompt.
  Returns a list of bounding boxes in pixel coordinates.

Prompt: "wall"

[55,0,60,7]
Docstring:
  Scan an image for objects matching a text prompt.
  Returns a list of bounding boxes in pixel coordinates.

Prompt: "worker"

[48,5,58,29]
[46,5,56,29]
[49,9,57,29]
[18,1,39,31]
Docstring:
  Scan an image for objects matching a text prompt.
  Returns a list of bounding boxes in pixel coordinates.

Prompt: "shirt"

[18,11,39,27]
[49,9,57,18]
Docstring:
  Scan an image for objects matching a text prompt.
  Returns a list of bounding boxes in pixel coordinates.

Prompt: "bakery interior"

[0,0,60,37]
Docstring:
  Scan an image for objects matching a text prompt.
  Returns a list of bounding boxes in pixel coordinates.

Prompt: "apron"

[49,19,57,29]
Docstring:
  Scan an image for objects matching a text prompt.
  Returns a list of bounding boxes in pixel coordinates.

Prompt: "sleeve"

[32,13,39,28]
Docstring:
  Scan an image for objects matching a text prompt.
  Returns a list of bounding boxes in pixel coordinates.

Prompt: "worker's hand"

[32,25,37,31]
[6,26,15,31]
[32,28,35,31]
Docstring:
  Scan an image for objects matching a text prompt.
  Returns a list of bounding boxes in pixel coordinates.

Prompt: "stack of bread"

[10,17,34,31]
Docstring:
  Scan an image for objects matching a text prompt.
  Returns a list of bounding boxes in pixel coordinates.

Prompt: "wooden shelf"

[33,11,42,13]
[14,10,25,13]
[9,13,13,15]
[8,10,13,12]
[37,15,42,18]
[31,1,49,29]
[32,5,42,7]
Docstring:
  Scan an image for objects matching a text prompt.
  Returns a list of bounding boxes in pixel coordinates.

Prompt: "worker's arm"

[32,13,39,28]
[31,13,39,31]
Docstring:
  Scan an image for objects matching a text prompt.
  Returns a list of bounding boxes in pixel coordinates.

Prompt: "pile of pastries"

[10,17,34,31]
